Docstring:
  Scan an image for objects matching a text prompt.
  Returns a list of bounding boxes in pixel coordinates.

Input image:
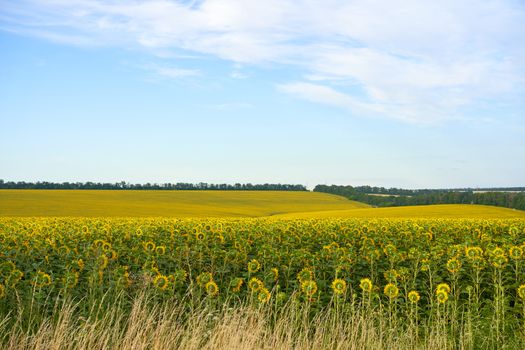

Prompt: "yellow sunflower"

[205,281,219,297]
[301,280,318,297]
[436,290,449,304]
[331,278,347,295]
[518,284,525,300]
[248,277,263,292]
[153,275,169,290]
[359,278,373,293]
[446,258,461,274]
[155,245,166,255]
[383,283,399,299]
[297,268,313,284]
[408,290,420,303]
[247,259,261,273]
[258,288,271,303]
[33,271,52,287]
[510,246,523,260]
[436,283,451,294]
[143,241,155,252]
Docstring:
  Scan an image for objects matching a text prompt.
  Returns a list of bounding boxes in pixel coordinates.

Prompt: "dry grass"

[0,294,480,350]
[0,190,368,217]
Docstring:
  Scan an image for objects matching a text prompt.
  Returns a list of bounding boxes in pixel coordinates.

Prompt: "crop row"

[1,217,525,314]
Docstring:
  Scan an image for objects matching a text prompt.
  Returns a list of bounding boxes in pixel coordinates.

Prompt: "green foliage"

[2,217,525,346]
[314,184,525,210]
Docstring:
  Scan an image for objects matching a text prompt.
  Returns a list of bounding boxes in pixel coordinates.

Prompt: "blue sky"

[1,0,524,188]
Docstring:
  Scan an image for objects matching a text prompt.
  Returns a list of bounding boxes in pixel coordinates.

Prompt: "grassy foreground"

[2,217,525,349]
[0,190,368,217]
[0,292,490,350]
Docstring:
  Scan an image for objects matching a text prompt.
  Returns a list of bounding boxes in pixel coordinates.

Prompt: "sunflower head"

[205,281,219,297]
[446,258,461,274]
[153,275,169,290]
[301,280,318,297]
[33,271,52,287]
[436,290,449,304]
[297,268,313,284]
[436,283,451,294]
[383,283,399,299]
[408,290,420,303]
[331,278,347,295]
[383,244,397,257]
[155,245,166,255]
[510,246,523,260]
[230,277,244,293]
[491,247,505,257]
[92,239,105,250]
[248,277,263,292]
[101,242,112,251]
[491,254,508,269]
[247,259,261,273]
[195,231,206,241]
[359,278,373,293]
[258,288,271,303]
[0,261,16,277]
[143,241,155,252]
[518,284,525,300]
[465,247,483,260]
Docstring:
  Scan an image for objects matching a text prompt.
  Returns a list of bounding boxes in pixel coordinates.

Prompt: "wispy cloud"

[1,0,524,124]
[146,65,200,79]
[278,81,457,124]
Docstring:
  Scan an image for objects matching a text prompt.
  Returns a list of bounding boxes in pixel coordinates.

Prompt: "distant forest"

[0,180,307,191]
[314,185,525,211]
[2,180,524,211]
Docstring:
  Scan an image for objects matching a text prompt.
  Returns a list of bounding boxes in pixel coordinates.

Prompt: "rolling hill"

[275,204,525,219]
[0,190,369,217]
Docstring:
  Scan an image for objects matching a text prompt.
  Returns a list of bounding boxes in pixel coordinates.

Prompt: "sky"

[1,0,524,189]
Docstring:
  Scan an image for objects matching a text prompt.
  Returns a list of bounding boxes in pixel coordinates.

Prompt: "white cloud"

[278,82,362,111]
[278,82,457,124]
[1,0,524,123]
[147,65,200,79]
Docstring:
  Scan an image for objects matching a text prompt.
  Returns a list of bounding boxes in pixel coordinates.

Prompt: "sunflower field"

[2,217,525,347]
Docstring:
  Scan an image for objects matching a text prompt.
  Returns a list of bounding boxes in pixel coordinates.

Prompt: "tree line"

[314,185,525,211]
[0,180,307,191]
[350,185,525,196]
[2,179,523,210]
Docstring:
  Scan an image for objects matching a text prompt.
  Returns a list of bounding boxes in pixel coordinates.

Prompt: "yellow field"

[276,204,525,218]
[0,189,369,217]
[2,190,524,218]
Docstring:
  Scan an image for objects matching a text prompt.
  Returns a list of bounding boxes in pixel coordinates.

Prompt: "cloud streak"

[1,0,524,124]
